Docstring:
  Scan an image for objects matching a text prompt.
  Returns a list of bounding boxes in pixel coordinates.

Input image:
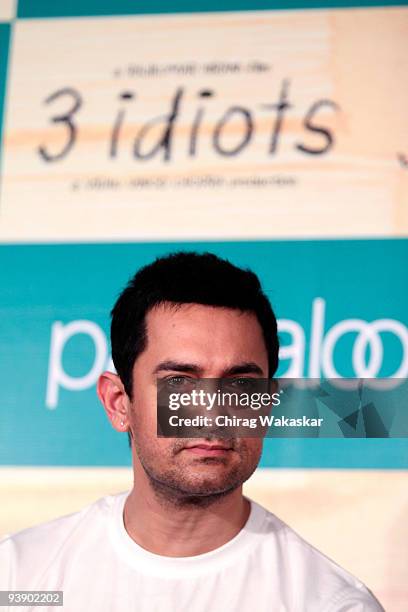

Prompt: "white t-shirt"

[0,491,384,612]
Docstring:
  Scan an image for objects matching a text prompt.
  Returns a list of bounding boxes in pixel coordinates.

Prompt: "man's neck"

[123,480,250,558]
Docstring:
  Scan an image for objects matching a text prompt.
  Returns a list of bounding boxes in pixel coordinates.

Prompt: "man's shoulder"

[255,499,363,583]
[252,501,384,611]
[0,491,128,588]
[1,491,124,545]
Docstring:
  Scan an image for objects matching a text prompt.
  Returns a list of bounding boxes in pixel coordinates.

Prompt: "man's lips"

[182,442,233,457]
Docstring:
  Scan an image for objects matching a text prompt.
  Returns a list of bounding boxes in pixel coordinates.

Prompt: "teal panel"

[17,0,408,19]
[0,238,407,467]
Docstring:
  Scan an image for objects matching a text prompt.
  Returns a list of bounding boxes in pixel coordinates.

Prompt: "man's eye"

[224,378,256,390]
[165,376,196,388]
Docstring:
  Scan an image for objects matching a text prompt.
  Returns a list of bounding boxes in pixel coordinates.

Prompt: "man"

[0,252,384,611]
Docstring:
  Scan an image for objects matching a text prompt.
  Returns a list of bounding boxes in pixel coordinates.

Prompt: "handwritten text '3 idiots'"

[38,80,340,163]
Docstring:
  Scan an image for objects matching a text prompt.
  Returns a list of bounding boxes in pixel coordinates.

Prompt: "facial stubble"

[132,435,260,508]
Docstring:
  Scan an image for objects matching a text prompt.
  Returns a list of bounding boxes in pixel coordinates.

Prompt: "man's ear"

[97,371,130,433]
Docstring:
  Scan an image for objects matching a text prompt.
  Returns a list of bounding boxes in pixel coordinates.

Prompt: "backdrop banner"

[0,5,407,240]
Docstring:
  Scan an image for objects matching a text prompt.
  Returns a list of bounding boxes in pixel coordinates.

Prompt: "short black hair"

[111,251,279,398]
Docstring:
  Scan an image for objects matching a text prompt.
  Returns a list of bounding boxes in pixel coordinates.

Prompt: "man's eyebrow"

[223,363,265,376]
[153,361,202,375]
[153,361,265,376]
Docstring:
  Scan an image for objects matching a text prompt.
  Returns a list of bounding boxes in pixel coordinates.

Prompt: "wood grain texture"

[0,0,15,21]
[0,7,407,240]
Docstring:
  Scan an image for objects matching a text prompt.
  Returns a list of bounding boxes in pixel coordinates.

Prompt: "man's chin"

[169,482,241,505]
[148,470,243,503]
[167,470,245,498]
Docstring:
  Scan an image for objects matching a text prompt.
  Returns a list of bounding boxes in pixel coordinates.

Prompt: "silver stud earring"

[120,420,124,426]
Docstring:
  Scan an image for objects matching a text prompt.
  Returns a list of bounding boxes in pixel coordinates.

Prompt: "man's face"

[128,302,269,499]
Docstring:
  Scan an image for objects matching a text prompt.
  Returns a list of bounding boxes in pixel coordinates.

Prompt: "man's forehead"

[145,302,258,324]
[139,303,268,371]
